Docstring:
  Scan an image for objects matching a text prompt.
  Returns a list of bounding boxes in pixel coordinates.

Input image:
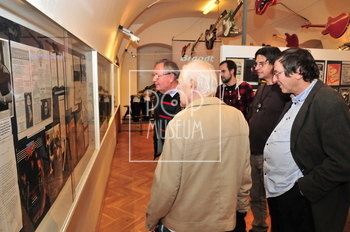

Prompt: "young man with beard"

[216,60,254,119]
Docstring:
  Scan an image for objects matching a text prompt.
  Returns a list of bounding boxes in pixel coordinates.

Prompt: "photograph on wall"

[0,39,14,120]
[339,87,350,105]
[315,60,326,83]
[44,124,70,204]
[227,58,244,84]
[10,41,53,140]
[326,62,341,86]
[74,111,87,160]
[66,114,79,169]
[341,62,350,85]
[16,137,51,229]
[0,134,23,232]
[243,58,259,84]
[65,52,75,111]
[73,54,82,105]
[57,53,65,88]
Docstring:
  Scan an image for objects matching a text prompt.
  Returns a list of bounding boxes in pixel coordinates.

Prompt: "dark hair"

[154,59,180,79]
[255,46,281,65]
[220,60,237,76]
[276,47,319,82]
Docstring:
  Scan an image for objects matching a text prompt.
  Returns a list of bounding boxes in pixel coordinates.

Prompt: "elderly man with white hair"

[145,60,252,232]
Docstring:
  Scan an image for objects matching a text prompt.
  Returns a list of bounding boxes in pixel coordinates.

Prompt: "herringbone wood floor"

[96,131,350,232]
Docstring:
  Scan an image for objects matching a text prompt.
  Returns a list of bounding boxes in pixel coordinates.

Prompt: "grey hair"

[154,59,180,80]
[180,60,218,97]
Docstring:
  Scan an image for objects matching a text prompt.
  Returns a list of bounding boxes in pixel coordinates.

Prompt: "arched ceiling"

[6,0,350,61]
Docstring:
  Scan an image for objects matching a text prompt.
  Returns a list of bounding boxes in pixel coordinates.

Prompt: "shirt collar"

[169,87,178,97]
[291,79,317,104]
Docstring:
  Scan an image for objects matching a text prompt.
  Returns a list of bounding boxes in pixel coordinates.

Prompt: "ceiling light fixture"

[119,25,140,43]
[202,0,220,15]
[125,49,137,58]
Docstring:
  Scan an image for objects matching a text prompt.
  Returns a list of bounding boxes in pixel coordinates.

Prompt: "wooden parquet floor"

[96,131,157,232]
[96,131,350,232]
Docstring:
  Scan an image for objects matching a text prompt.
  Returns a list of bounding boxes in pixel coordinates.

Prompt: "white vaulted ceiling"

[4,0,350,62]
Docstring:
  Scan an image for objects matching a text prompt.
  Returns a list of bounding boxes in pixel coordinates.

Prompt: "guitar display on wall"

[255,0,311,26]
[191,33,203,57]
[273,33,299,47]
[205,10,227,50]
[301,12,350,38]
[222,1,243,37]
[181,43,191,58]
[255,0,277,15]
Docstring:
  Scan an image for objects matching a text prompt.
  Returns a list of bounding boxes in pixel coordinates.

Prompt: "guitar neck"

[192,33,203,51]
[228,1,243,21]
[214,11,227,28]
[273,34,286,40]
[301,24,325,28]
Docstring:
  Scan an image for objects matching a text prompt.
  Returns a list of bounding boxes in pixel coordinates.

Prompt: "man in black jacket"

[151,59,181,159]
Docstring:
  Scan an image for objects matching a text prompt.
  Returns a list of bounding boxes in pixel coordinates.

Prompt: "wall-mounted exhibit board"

[0,2,118,232]
[220,45,350,106]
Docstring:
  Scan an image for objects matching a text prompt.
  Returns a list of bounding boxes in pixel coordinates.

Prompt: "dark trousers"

[267,182,315,232]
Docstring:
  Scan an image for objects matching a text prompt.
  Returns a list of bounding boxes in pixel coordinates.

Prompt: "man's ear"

[295,68,303,80]
[189,79,197,90]
[170,73,176,82]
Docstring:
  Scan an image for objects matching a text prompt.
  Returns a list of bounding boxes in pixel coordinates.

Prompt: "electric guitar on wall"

[205,10,227,50]
[255,0,278,15]
[301,12,350,38]
[191,33,203,57]
[222,1,243,37]
[273,33,299,47]
[181,43,191,57]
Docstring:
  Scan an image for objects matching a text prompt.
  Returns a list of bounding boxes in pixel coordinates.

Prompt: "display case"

[0,4,117,232]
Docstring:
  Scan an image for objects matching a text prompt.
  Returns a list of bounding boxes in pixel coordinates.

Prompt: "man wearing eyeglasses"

[216,60,254,119]
[152,59,182,159]
[247,46,290,232]
[264,47,350,232]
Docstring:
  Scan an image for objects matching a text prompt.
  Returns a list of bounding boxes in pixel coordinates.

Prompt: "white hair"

[180,60,218,97]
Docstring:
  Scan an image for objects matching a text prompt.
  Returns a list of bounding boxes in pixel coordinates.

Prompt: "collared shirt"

[168,87,178,98]
[263,79,317,198]
[215,82,254,119]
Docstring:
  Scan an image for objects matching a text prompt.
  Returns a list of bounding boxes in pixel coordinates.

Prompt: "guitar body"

[301,13,350,38]
[181,43,191,57]
[322,12,350,38]
[273,33,299,47]
[255,0,278,15]
[223,10,235,37]
[285,33,299,47]
[205,25,217,50]
[204,10,227,50]
[222,2,243,37]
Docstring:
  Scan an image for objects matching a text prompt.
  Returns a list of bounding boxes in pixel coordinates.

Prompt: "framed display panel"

[0,12,100,232]
[220,45,350,92]
[98,53,113,141]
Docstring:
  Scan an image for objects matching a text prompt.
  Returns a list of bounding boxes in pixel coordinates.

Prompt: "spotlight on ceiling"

[119,25,140,43]
[125,49,137,58]
[202,0,220,15]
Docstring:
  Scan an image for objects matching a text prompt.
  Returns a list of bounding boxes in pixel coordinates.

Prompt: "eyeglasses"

[153,73,171,80]
[273,70,285,78]
[253,60,268,68]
